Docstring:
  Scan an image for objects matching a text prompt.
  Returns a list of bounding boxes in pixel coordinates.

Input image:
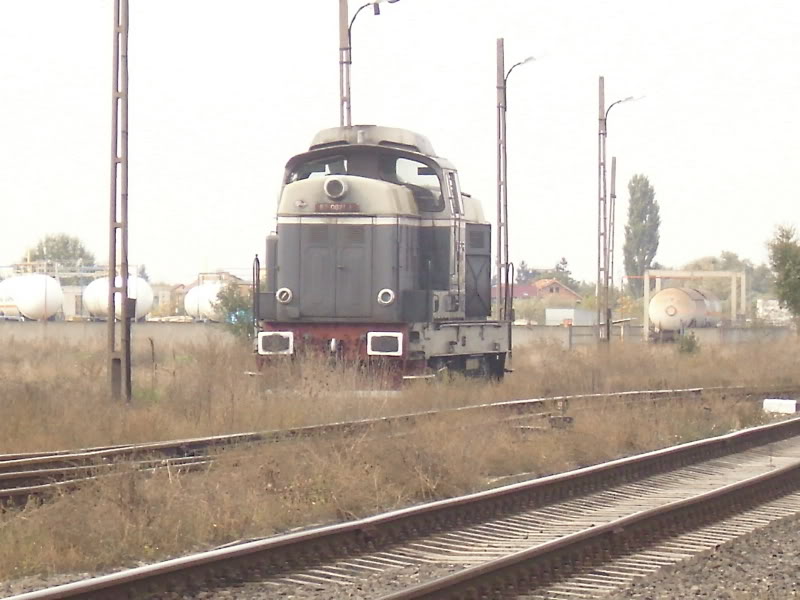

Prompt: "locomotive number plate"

[315,202,360,212]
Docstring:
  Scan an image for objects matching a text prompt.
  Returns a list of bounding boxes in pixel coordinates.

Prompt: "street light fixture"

[496,38,535,335]
[339,0,401,127]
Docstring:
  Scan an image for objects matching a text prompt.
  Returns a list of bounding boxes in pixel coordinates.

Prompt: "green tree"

[552,257,580,290]
[215,282,253,339]
[25,233,95,267]
[767,226,800,321]
[515,260,538,285]
[623,175,660,297]
[682,251,774,299]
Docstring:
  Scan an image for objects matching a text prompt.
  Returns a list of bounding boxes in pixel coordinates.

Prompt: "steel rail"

[0,384,778,503]
[8,413,800,600]
[1,384,787,471]
[0,456,212,506]
[377,454,800,599]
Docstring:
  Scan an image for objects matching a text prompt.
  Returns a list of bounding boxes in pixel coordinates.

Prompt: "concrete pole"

[597,76,608,340]
[643,271,650,341]
[338,0,351,127]
[606,155,616,342]
[108,0,131,403]
[496,38,506,320]
[740,272,747,317]
[730,274,736,322]
[608,156,617,292]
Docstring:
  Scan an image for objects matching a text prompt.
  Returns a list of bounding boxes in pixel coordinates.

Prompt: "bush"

[677,332,700,354]
[215,283,253,339]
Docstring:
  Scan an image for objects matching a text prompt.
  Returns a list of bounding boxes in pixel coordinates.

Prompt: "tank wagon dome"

[648,287,720,331]
[184,283,224,322]
[83,276,154,320]
[309,125,437,156]
[0,274,63,320]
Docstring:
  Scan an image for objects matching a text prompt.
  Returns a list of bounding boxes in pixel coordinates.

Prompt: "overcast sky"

[1,1,797,284]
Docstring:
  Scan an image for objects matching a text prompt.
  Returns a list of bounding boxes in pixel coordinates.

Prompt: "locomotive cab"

[255,125,508,378]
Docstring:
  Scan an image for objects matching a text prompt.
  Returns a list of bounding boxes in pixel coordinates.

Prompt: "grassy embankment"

[0,335,798,582]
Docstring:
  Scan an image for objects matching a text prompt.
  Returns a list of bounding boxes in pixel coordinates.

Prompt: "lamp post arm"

[605,99,622,121]
[349,2,372,36]
[348,2,372,50]
[503,58,534,111]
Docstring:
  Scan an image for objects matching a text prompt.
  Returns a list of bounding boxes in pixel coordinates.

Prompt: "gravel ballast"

[604,512,800,600]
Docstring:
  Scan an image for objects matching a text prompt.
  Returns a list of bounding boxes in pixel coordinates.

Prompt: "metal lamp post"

[597,76,636,342]
[496,38,534,324]
[339,0,400,127]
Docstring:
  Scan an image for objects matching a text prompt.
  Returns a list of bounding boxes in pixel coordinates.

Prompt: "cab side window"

[380,155,444,212]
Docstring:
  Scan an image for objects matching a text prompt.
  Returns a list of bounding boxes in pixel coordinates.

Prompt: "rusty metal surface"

[8,408,800,600]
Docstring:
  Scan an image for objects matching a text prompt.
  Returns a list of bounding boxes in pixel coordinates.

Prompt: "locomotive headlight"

[324,177,348,200]
[276,287,293,304]
[377,288,396,306]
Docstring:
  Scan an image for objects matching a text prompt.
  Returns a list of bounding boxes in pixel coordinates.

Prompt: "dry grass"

[1,336,799,453]
[0,391,770,581]
[0,335,798,581]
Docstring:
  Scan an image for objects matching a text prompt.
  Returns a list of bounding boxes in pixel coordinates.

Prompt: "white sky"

[0,1,797,284]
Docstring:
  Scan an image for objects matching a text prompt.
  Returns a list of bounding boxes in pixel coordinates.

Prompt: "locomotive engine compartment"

[254,125,509,379]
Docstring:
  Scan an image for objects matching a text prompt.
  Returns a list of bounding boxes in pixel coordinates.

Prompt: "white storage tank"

[0,274,63,320]
[648,287,720,332]
[184,283,224,322]
[83,276,154,320]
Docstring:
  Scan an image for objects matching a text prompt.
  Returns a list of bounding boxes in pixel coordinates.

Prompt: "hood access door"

[300,221,373,318]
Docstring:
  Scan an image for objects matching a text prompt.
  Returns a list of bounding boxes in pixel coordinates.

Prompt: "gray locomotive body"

[254,125,510,379]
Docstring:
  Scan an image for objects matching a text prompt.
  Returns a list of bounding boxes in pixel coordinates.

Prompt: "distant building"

[756,298,793,325]
[493,278,582,305]
[545,307,597,327]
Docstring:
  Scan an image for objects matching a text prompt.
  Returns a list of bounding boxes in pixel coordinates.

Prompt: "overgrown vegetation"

[215,282,253,339]
[1,336,799,582]
[677,332,700,354]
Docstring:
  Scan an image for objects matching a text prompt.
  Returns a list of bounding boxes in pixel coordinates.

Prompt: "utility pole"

[607,155,617,340]
[496,38,506,321]
[597,76,609,341]
[108,0,132,402]
[338,0,351,127]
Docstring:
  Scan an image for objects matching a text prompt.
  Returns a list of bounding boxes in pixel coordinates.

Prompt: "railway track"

[8,410,800,600]
[0,385,792,507]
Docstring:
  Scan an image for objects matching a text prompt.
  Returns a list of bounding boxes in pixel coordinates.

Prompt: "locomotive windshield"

[287,149,444,212]
[288,155,348,181]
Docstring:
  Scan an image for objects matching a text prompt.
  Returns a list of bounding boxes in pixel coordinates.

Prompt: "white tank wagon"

[184,283,224,322]
[0,274,64,321]
[83,276,154,320]
[648,287,721,333]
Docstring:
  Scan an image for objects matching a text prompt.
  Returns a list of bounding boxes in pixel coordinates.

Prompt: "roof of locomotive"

[309,125,437,157]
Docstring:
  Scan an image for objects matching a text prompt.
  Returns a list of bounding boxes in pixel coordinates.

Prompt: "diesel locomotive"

[253,125,511,379]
